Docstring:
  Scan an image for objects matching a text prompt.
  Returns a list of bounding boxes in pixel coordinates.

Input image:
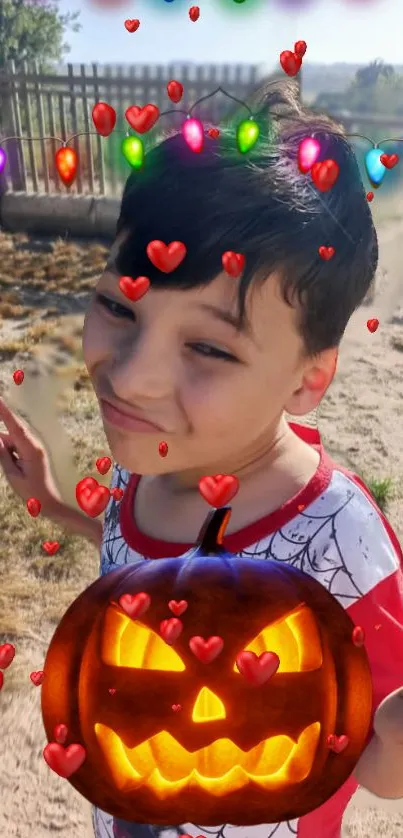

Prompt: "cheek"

[181,360,299,435]
[181,367,267,431]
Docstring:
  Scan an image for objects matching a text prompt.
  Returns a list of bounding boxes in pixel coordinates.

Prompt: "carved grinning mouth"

[94,723,321,796]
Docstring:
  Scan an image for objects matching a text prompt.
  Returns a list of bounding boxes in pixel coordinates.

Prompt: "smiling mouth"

[95,724,320,796]
[100,399,165,434]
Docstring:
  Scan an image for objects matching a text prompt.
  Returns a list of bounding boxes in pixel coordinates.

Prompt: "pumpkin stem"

[196,507,231,553]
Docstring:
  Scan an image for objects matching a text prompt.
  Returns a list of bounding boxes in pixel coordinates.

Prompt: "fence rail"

[1,61,402,200]
[0,60,269,197]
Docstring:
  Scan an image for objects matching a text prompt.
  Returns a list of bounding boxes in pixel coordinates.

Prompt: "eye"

[95,293,135,321]
[233,606,323,674]
[188,342,239,362]
[101,607,185,671]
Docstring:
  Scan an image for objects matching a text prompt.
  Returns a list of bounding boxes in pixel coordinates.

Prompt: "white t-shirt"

[93,424,403,838]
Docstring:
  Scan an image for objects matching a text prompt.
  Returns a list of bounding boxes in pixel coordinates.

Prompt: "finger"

[0,397,30,438]
[0,398,41,453]
[0,433,21,465]
[0,438,25,480]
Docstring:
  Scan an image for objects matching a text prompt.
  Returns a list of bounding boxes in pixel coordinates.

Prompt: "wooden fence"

[1,61,401,200]
[0,60,272,197]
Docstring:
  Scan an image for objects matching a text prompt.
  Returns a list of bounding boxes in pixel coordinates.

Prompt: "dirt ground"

[1,193,403,836]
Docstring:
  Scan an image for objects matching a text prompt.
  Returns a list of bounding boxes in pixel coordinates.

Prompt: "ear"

[285,349,338,417]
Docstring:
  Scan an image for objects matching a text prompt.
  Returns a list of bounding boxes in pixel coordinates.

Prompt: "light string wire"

[1,82,403,149]
[0,82,401,249]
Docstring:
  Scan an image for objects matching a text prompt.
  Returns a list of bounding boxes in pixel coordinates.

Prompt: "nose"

[192,687,226,723]
[109,334,175,403]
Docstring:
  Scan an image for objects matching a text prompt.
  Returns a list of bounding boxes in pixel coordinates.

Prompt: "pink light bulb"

[0,147,6,174]
[182,117,204,153]
[297,137,320,174]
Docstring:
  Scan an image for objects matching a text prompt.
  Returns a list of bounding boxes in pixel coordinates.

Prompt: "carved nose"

[192,687,226,723]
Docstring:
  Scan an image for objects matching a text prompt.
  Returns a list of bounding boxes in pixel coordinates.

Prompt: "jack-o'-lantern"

[41,507,372,825]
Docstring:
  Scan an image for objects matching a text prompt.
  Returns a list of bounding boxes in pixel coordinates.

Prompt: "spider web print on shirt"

[94,812,299,838]
[100,464,399,608]
[101,464,133,575]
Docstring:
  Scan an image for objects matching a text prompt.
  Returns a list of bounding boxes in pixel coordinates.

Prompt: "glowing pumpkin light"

[41,507,372,825]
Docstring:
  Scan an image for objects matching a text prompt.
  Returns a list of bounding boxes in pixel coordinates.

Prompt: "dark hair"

[114,78,378,355]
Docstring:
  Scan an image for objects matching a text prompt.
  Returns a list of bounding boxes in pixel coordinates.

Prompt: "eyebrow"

[197,303,251,337]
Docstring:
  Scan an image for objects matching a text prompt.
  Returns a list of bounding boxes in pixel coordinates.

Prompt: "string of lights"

[0,82,400,195]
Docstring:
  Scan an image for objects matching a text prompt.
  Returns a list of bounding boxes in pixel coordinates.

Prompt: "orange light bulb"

[55,147,78,187]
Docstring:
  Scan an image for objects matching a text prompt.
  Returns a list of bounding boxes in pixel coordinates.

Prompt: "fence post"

[0,63,24,192]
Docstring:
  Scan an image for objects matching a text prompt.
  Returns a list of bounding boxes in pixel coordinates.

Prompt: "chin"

[103,431,172,476]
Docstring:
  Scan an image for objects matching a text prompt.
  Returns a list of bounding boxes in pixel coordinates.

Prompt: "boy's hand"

[0,396,62,513]
[373,687,403,747]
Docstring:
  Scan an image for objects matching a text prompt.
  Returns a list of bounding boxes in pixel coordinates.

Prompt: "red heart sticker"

[367,318,379,333]
[158,441,168,458]
[42,541,60,555]
[30,670,44,686]
[366,191,374,202]
[160,617,183,645]
[109,688,117,696]
[168,599,188,617]
[0,643,15,669]
[208,127,220,139]
[125,104,159,134]
[172,703,182,712]
[198,474,239,508]
[119,275,150,302]
[279,50,302,77]
[222,251,245,278]
[96,456,112,475]
[311,160,340,192]
[118,592,151,620]
[380,153,399,170]
[146,240,187,273]
[294,40,307,58]
[111,487,124,502]
[318,246,335,261]
[27,497,41,518]
[189,636,224,663]
[327,733,349,753]
[92,103,116,137]
[167,80,184,103]
[236,651,280,686]
[13,369,24,385]
[75,477,110,518]
[189,6,200,22]
[43,742,86,778]
[124,19,140,33]
[352,626,365,647]
[54,724,68,744]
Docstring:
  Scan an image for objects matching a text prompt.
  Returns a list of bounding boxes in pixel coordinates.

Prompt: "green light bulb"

[122,136,144,169]
[236,119,260,154]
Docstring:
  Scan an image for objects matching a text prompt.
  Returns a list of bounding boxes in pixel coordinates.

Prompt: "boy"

[1,79,403,838]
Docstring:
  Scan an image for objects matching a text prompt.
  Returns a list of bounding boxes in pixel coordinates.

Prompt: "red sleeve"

[347,567,403,714]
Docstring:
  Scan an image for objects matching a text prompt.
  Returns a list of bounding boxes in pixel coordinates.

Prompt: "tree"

[355,59,394,88]
[0,0,81,71]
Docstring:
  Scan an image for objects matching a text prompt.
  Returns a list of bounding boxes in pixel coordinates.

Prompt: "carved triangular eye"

[233,606,323,673]
[102,608,185,671]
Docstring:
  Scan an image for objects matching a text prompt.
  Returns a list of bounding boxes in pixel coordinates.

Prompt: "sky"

[59,0,400,69]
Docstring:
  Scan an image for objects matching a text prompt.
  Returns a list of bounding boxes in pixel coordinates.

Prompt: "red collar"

[119,423,333,559]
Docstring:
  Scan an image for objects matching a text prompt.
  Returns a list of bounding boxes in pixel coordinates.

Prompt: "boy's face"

[83,250,333,478]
